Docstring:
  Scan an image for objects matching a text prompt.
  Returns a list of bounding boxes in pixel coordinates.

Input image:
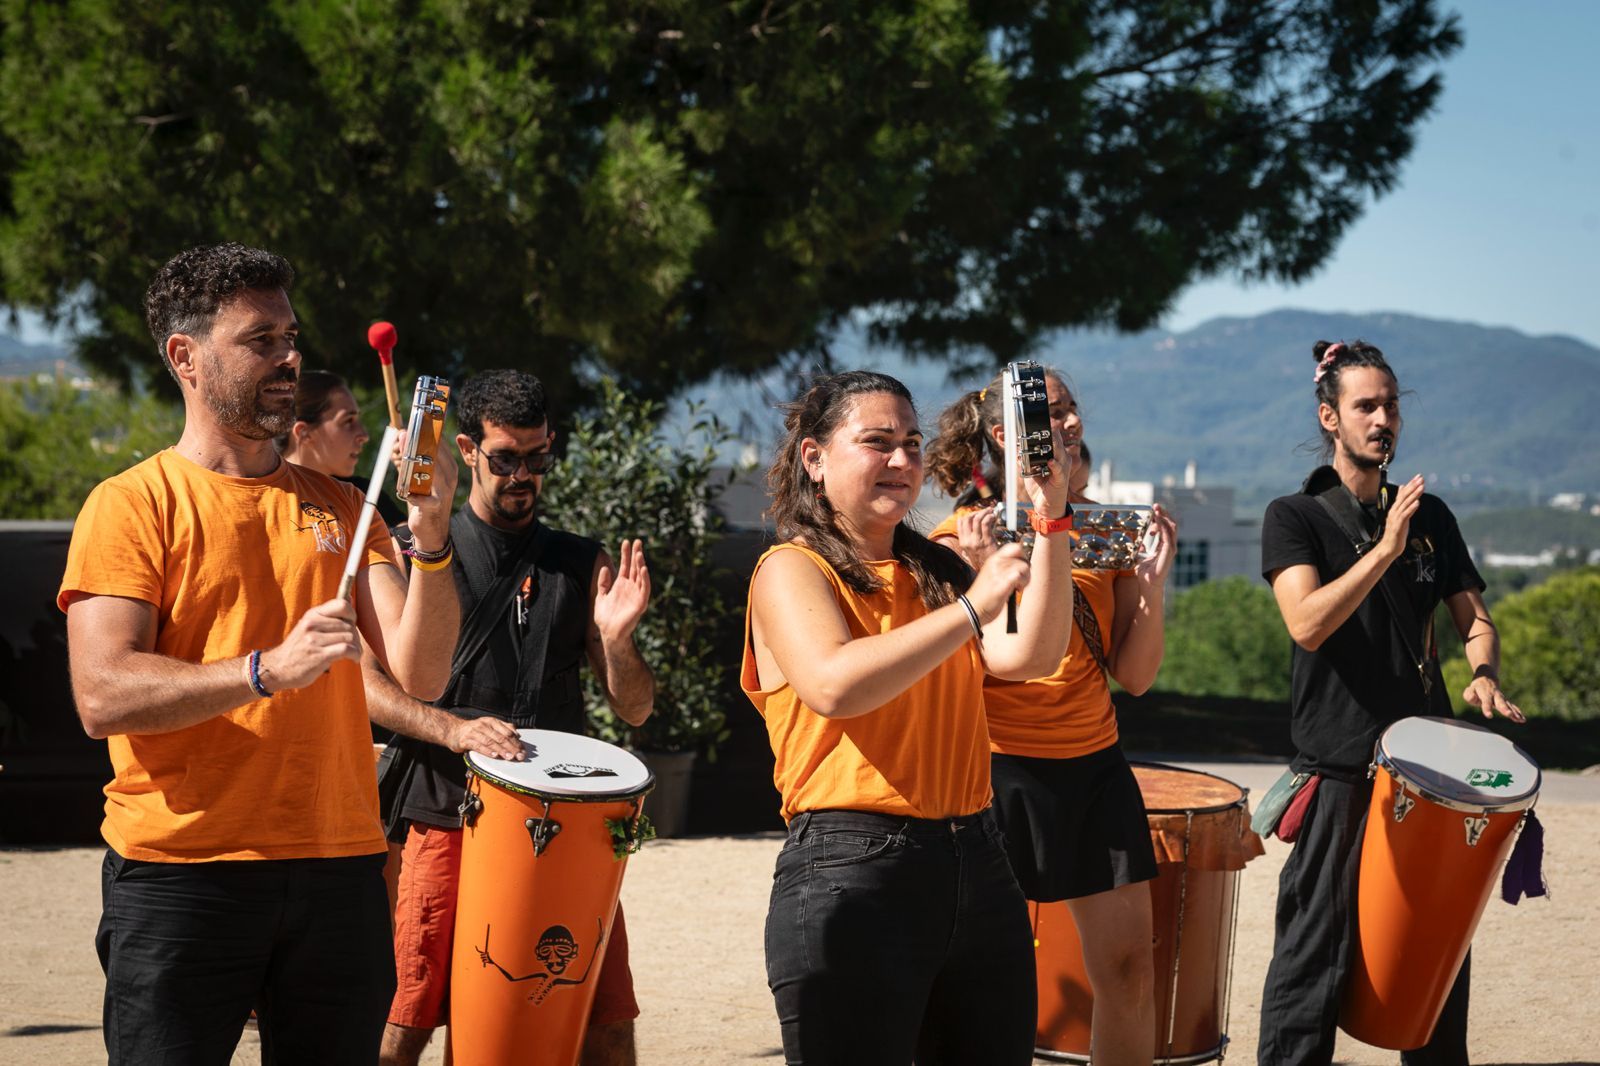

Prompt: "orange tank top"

[930,508,1127,759]
[740,542,992,822]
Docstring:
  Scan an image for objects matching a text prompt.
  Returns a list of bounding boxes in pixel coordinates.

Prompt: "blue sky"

[7,2,1595,350]
[1165,0,1600,346]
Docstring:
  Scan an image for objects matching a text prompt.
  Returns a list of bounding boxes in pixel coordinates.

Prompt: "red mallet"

[367,321,402,429]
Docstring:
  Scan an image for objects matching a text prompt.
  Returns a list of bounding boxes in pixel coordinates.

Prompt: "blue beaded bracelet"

[245,649,273,699]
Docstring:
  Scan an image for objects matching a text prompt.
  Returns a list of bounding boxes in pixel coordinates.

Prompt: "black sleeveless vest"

[380,510,600,835]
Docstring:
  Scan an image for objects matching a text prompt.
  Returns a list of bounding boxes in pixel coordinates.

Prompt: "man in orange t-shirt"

[58,242,460,1065]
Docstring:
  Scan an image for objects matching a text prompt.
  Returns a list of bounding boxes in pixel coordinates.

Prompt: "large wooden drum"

[1340,716,1540,1049]
[1032,763,1264,1064]
[449,730,653,1066]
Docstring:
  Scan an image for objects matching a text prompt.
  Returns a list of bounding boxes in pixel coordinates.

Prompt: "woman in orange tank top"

[743,370,1076,1066]
[928,370,1178,1066]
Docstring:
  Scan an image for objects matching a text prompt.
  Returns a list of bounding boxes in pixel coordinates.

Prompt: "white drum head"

[1376,716,1540,812]
[466,729,653,801]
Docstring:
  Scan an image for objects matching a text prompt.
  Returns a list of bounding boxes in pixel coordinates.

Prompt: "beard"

[488,483,538,524]
[203,363,297,440]
[1341,433,1395,473]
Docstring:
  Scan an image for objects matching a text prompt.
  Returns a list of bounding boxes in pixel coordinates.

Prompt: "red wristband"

[1029,510,1074,535]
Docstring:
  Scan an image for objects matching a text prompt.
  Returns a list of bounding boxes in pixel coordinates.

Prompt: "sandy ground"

[3,762,1597,1065]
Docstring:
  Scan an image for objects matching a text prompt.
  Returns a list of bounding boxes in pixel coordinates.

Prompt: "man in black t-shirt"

[1257,340,1523,1066]
[366,370,655,1066]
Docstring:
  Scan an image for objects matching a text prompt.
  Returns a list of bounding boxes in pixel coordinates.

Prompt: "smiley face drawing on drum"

[475,918,607,1007]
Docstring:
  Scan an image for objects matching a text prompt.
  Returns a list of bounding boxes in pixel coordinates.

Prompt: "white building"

[1088,459,1263,589]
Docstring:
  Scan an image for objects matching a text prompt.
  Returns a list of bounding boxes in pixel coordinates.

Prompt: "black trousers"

[1258,777,1471,1065]
[764,808,1037,1066]
[97,850,395,1066]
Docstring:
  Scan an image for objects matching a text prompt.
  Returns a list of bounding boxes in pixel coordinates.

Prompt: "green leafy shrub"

[1440,567,1600,720]
[540,378,734,755]
[0,378,182,519]
[1153,576,1291,702]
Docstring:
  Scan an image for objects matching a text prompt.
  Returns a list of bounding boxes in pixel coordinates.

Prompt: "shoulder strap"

[1310,480,1434,696]
[1070,575,1110,675]
[442,522,549,701]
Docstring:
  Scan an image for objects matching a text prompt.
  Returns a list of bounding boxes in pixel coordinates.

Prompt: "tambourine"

[1071,505,1154,570]
[1000,359,1055,631]
[397,375,451,499]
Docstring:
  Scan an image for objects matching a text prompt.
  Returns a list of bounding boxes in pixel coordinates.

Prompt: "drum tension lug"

[458,791,483,828]
[1463,814,1489,847]
[526,810,561,857]
[1392,783,1415,823]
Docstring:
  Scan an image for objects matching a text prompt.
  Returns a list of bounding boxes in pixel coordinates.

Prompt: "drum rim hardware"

[1372,750,1540,816]
[465,761,659,805]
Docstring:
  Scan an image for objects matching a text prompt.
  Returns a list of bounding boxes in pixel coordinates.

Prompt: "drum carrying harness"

[1303,466,1436,700]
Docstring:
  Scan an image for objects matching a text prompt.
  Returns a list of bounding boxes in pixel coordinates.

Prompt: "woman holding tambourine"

[928,369,1178,1066]
[742,370,1076,1065]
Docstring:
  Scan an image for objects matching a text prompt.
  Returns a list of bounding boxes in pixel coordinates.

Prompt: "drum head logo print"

[1466,768,1514,788]
[476,919,607,1006]
[545,763,620,779]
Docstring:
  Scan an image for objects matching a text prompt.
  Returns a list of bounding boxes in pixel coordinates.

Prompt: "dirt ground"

[3,766,1597,1065]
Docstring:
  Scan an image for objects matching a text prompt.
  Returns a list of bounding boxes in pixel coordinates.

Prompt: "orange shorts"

[387,822,639,1029]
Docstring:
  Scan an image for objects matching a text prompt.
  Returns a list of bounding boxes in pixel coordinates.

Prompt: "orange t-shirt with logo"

[741,543,991,822]
[58,449,397,862]
[930,508,1128,759]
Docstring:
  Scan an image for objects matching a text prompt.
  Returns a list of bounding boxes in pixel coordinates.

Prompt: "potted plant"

[540,378,734,837]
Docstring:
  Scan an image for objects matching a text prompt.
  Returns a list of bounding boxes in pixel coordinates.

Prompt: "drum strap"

[1070,576,1110,675]
[1307,469,1435,698]
[443,521,548,700]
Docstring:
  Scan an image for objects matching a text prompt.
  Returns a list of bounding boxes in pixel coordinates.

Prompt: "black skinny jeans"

[764,807,1037,1066]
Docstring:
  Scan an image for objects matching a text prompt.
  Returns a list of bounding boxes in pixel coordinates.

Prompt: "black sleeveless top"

[381,509,600,835]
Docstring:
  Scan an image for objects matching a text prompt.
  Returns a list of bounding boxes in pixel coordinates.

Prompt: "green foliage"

[1154,576,1291,702]
[0,377,182,518]
[0,0,1460,406]
[1440,567,1600,720]
[605,812,656,860]
[540,377,734,755]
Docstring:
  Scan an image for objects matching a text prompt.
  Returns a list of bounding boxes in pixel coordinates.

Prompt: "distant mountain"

[0,335,77,379]
[678,309,1600,512]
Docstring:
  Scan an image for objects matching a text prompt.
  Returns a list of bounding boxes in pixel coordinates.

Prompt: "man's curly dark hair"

[455,370,550,443]
[144,243,295,381]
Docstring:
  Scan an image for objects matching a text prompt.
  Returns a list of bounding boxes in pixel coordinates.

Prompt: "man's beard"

[204,365,296,440]
[488,484,537,524]
[1341,434,1394,473]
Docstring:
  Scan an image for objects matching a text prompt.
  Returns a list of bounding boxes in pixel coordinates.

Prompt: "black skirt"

[989,743,1158,902]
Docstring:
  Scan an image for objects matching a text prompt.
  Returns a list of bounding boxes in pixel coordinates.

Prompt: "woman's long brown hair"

[767,370,969,609]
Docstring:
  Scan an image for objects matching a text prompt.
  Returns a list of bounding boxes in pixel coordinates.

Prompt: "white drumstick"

[338,424,399,601]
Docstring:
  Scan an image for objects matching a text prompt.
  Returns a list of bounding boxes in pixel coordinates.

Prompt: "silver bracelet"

[956,594,984,641]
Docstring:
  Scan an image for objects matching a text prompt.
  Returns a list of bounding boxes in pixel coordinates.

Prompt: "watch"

[1029,507,1074,535]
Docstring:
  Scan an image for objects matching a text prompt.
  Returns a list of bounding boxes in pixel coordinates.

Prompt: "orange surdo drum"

[1340,716,1540,1050]
[449,729,653,1066]
[1032,764,1264,1064]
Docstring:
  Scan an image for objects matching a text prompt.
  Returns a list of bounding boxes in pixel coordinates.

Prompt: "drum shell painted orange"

[1032,765,1262,1063]
[1340,764,1524,1050]
[448,774,637,1066]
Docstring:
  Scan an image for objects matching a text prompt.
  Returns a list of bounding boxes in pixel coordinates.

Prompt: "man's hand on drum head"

[259,598,362,693]
[446,715,525,761]
[1463,674,1525,724]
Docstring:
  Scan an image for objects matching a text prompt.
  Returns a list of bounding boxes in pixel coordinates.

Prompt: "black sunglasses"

[481,450,557,477]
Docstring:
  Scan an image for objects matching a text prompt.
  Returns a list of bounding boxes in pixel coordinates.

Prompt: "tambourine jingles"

[397,375,451,499]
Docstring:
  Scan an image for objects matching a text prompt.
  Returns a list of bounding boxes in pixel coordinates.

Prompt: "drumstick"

[1001,366,1020,633]
[338,424,399,602]
[367,321,403,429]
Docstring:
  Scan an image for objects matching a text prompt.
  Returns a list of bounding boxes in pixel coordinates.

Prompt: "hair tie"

[1313,342,1346,383]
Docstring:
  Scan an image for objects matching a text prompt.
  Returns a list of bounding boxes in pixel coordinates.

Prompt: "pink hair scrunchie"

[1313,342,1346,383]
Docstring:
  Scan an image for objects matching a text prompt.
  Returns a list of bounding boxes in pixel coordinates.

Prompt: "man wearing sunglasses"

[371,369,655,1066]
